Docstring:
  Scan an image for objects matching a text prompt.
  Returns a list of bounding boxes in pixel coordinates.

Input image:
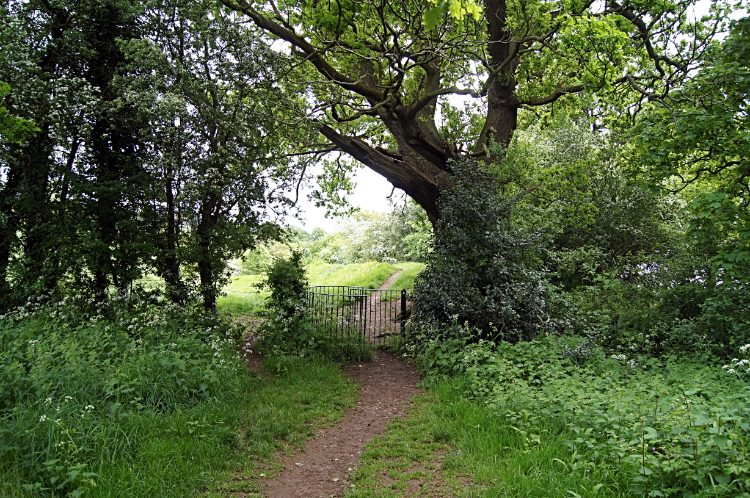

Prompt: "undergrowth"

[0,295,358,497]
[410,327,750,497]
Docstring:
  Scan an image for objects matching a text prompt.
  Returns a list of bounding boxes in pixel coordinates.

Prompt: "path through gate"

[304,286,408,344]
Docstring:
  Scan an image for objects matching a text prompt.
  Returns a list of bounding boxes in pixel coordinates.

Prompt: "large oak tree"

[219,0,730,224]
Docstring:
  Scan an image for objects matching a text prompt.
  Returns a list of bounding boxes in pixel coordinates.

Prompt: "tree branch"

[606,0,686,75]
[218,0,384,102]
[517,83,585,106]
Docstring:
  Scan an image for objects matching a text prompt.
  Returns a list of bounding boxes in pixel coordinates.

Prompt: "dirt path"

[257,350,421,497]
[231,271,422,497]
[376,270,403,291]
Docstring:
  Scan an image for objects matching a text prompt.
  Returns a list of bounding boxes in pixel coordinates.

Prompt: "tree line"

[1,0,748,331]
[0,0,331,310]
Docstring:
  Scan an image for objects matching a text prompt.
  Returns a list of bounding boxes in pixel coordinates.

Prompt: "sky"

[287,166,402,234]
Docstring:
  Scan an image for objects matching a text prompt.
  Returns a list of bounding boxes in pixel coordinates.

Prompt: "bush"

[414,329,750,498]
[411,157,549,342]
[263,250,308,316]
[254,252,372,361]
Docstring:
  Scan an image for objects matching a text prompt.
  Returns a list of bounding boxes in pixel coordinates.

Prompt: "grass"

[219,260,423,316]
[348,378,632,498]
[202,355,359,497]
[346,391,476,498]
[384,262,425,292]
[217,274,268,315]
[0,303,358,498]
[307,260,400,289]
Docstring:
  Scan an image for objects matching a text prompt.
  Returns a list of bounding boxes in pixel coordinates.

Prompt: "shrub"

[410,157,549,342]
[254,252,372,361]
[414,329,750,498]
[263,250,308,316]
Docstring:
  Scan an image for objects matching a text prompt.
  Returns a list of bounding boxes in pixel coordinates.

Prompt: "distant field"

[218,260,425,316]
[307,260,398,289]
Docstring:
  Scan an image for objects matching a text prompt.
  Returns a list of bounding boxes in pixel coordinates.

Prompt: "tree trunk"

[477,0,519,150]
[316,1,518,225]
[318,124,451,225]
[197,216,216,312]
[161,170,187,304]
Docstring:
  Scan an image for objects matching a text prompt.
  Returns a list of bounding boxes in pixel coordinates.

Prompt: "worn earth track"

[235,350,422,497]
[230,271,426,497]
[259,351,421,497]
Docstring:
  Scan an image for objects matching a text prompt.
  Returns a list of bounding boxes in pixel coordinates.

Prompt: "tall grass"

[217,274,268,315]
[0,299,357,497]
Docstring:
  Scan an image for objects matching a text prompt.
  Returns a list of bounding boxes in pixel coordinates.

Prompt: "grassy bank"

[0,302,357,498]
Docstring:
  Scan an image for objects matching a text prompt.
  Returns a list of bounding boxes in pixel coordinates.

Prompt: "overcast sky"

[287,166,401,234]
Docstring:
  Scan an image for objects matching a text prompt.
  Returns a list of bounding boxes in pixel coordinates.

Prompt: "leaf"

[713,435,730,450]
[423,5,444,30]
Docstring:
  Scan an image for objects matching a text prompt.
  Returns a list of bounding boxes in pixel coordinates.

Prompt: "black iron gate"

[304,286,408,344]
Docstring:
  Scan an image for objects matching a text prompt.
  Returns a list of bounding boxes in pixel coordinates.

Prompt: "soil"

[258,350,422,497]
[232,271,425,497]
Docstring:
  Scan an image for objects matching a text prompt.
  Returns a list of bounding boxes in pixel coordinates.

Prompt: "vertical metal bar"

[400,289,406,335]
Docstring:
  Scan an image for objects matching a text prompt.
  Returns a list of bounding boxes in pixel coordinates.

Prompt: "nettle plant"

[426,335,750,497]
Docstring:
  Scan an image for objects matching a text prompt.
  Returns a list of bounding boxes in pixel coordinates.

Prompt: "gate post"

[400,289,407,334]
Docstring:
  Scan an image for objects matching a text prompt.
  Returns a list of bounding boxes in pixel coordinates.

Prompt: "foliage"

[497,117,684,290]
[0,0,332,312]
[413,330,750,497]
[0,81,37,143]
[306,201,433,265]
[1,0,154,306]
[219,0,731,226]
[632,17,750,280]
[263,251,308,316]
[0,298,247,497]
[121,0,311,310]
[411,157,549,342]
[240,245,273,275]
[254,253,373,361]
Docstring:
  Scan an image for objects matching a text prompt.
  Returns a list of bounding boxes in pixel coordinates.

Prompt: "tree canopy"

[218,0,731,223]
[633,16,750,279]
[0,0,317,309]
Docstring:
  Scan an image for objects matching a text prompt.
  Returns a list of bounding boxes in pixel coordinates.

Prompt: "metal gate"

[304,286,407,344]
